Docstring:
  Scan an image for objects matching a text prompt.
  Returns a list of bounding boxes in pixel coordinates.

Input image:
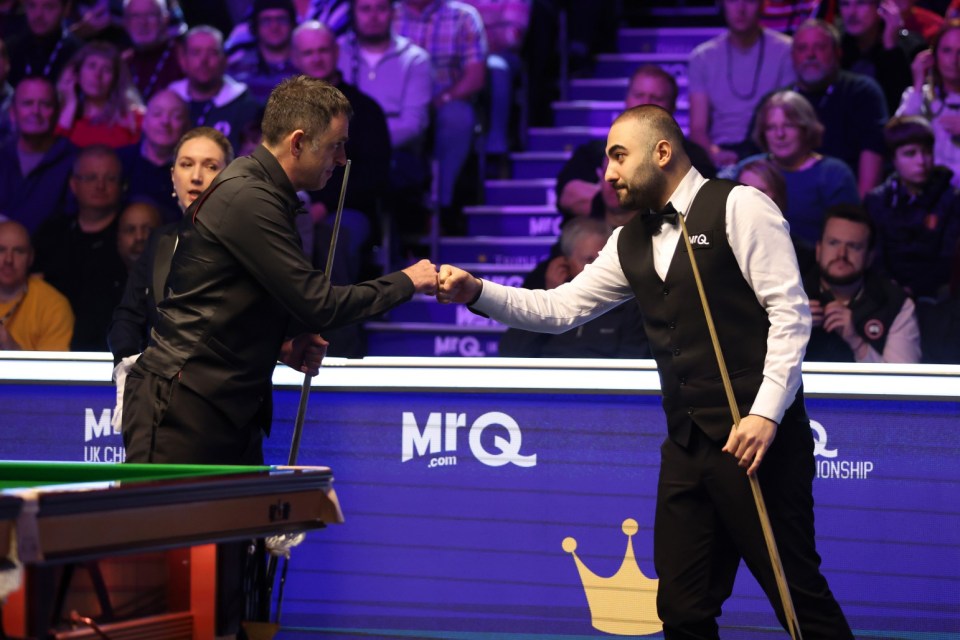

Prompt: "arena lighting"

[1,353,958,399]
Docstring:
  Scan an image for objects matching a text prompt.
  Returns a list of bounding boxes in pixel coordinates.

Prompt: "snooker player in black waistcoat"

[436,105,852,639]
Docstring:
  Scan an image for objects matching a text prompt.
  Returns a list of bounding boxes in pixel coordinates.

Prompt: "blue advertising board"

[1,355,958,638]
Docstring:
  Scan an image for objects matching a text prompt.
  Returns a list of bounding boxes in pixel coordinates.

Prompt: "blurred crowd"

[0,0,958,364]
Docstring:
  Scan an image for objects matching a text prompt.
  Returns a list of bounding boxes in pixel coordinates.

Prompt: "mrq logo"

[83,408,126,462]
[811,419,873,480]
[402,411,537,469]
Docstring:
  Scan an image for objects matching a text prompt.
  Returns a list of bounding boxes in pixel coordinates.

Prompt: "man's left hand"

[281,334,329,376]
[722,414,778,476]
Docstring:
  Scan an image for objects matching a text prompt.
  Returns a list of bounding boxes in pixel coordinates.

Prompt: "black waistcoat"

[618,180,790,446]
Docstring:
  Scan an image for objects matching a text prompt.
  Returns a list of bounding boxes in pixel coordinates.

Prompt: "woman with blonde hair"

[56,40,144,148]
[729,89,859,248]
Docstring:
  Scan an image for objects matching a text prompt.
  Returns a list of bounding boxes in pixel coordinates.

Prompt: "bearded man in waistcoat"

[436,104,853,639]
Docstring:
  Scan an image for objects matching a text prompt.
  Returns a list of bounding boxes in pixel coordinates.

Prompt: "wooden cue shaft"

[677,213,804,640]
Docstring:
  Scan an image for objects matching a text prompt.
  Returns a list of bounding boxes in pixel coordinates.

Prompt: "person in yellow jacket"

[0,220,74,351]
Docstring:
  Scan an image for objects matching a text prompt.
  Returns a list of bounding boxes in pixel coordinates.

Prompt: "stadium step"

[552,100,691,131]
[592,52,690,79]
[484,178,556,206]
[617,27,722,54]
[438,235,556,265]
[509,151,571,180]
[463,205,562,237]
[527,126,607,152]
[567,76,690,102]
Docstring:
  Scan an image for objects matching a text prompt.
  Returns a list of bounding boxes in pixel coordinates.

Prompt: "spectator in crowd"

[337,0,432,233]
[226,0,299,103]
[0,220,74,351]
[839,0,925,114]
[734,156,817,270]
[115,200,161,269]
[6,0,82,87]
[0,37,13,145]
[865,115,960,299]
[896,19,960,188]
[338,0,431,158]
[897,0,944,43]
[462,0,530,158]
[56,41,145,148]
[110,126,232,368]
[499,217,650,358]
[395,0,487,233]
[557,64,716,222]
[291,20,391,279]
[117,89,190,222]
[167,25,262,151]
[32,145,128,351]
[803,204,922,362]
[122,0,185,102]
[734,90,859,248]
[0,77,77,233]
[689,0,795,168]
[790,19,888,197]
[225,0,353,53]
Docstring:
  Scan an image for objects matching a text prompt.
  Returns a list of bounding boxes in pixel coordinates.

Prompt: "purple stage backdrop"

[1,357,958,639]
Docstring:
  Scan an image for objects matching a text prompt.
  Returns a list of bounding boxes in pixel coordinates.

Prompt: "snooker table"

[0,461,343,639]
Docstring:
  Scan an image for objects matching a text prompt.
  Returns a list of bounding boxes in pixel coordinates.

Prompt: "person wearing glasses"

[122,0,185,103]
[31,145,128,351]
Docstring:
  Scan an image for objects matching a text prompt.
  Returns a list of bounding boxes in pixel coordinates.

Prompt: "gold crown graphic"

[562,519,661,636]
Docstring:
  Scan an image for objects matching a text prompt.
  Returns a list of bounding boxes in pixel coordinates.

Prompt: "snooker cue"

[677,213,804,640]
[287,159,351,466]
[260,161,352,622]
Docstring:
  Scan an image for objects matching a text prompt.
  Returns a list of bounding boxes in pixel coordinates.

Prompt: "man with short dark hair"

[439,105,852,638]
[0,76,77,233]
[291,20,391,280]
[167,25,262,151]
[803,205,921,362]
[116,201,162,269]
[123,75,437,466]
[32,145,128,351]
[226,0,299,103]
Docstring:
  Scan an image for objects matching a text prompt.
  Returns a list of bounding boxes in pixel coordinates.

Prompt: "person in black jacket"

[803,204,922,362]
[122,76,436,467]
[109,127,233,431]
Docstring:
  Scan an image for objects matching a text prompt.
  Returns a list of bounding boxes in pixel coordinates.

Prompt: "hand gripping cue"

[288,158,351,466]
[677,213,804,640]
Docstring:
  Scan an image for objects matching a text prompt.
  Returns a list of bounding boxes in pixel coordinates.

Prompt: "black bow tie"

[643,202,679,234]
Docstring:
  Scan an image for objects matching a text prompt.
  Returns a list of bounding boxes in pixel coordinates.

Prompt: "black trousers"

[122,366,264,466]
[653,415,852,640]
[122,366,266,635]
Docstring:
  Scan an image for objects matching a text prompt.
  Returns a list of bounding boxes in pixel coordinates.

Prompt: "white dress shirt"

[472,167,813,424]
